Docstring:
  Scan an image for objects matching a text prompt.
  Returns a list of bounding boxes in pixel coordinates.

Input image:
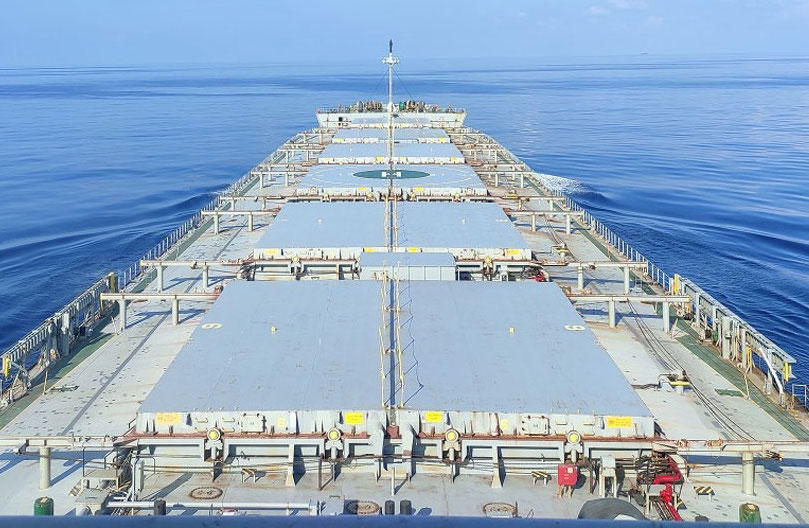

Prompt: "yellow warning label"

[606,416,634,428]
[424,411,443,423]
[344,412,364,425]
[276,416,286,429]
[263,248,281,256]
[414,187,425,192]
[500,418,510,431]
[363,247,377,253]
[407,247,420,253]
[506,248,522,256]
[155,412,181,426]
[357,187,369,192]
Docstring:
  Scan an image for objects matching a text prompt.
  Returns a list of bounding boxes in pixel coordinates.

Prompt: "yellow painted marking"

[407,247,420,253]
[363,247,377,253]
[201,323,222,330]
[263,248,281,256]
[506,248,521,256]
[344,412,364,424]
[276,416,286,429]
[500,418,510,430]
[156,413,182,426]
[424,411,443,423]
[606,416,633,428]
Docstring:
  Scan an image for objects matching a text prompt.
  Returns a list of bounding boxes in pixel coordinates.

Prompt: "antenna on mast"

[381,40,399,172]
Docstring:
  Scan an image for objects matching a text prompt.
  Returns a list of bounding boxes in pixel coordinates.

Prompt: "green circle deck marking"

[354,169,429,180]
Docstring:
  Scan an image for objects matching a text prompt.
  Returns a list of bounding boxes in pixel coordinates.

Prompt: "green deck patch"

[0,333,113,430]
[675,321,809,440]
[716,388,745,397]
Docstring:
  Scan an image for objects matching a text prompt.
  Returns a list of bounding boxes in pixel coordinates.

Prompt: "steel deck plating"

[296,163,486,196]
[318,142,463,164]
[136,281,653,437]
[253,202,532,260]
[332,128,449,143]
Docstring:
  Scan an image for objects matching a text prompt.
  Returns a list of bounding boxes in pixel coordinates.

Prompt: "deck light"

[207,428,222,442]
[566,431,581,444]
[327,428,341,441]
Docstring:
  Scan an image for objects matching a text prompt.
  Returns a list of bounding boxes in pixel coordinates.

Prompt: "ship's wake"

[533,172,586,194]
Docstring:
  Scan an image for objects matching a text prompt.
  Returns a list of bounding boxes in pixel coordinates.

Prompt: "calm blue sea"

[1,56,808,381]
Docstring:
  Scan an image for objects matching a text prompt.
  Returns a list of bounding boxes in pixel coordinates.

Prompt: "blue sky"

[2,0,809,67]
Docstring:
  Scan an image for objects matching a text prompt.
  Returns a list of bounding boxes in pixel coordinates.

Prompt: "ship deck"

[1,115,808,521]
[296,163,486,196]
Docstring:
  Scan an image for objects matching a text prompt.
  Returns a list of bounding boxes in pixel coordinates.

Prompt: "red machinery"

[639,455,684,521]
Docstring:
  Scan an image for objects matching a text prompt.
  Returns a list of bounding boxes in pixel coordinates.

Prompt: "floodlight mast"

[382,40,399,175]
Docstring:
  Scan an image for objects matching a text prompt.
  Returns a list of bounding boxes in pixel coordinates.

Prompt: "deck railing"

[317,103,465,114]
[487,137,797,406]
[541,177,796,402]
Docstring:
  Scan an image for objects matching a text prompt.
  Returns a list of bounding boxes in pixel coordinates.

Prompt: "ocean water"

[1,56,808,382]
